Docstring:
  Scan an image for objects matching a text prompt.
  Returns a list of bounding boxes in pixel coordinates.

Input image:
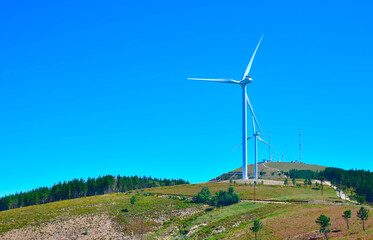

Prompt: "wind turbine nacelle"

[241,76,253,85]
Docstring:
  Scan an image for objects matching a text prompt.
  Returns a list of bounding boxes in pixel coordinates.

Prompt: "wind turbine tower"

[268,132,271,162]
[188,36,264,180]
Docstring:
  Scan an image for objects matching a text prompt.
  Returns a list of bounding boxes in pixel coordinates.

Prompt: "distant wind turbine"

[188,35,264,180]
[233,115,274,179]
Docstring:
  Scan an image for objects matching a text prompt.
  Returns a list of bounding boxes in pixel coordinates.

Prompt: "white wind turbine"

[234,116,274,179]
[188,35,264,180]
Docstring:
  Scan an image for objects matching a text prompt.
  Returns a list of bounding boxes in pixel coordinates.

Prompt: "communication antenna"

[299,128,302,163]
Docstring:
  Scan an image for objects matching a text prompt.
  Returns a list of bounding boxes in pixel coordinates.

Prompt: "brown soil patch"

[0,214,127,240]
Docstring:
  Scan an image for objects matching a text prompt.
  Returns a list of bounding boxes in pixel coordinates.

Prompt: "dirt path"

[313,180,358,204]
[262,163,286,178]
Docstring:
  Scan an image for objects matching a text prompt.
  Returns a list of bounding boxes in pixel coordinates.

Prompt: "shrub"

[193,186,212,204]
[181,194,187,200]
[210,186,240,207]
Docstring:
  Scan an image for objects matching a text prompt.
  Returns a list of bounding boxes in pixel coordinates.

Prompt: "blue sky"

[1,0,373,197]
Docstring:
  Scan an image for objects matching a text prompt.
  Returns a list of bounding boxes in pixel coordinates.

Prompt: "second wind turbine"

[188,36,264,180]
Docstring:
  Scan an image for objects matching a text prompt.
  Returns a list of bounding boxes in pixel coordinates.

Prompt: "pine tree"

[130,196,137,211]
[315,214,331,240]
[250,219,263,240]
[342,210,351,229]
[357,207,369,231]
[284,178,288,186]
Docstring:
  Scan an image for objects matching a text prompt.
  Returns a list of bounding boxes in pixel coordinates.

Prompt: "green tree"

[342,210,351,229]
[357,195,366,204]
[307,178,312,187]
[130,196,137,211]
[292,178,296,186]
[193,186,212,204]
[315,214,331,240]
[284,178,288,186]
[250,219,263,240]
[304,178,308,187]
[210,187,240,207]
[357,207,369,231]
[319,176,325,195]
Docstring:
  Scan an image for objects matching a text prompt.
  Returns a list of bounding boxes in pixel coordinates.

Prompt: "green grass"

[188,202,263,227]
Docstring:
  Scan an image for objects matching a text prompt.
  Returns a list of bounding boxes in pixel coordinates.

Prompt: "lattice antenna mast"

[299,128,302,162]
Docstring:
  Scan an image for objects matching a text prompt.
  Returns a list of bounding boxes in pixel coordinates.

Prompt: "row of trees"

[316,207,369,239]
[287,169,321,179]
[0,175,189,211]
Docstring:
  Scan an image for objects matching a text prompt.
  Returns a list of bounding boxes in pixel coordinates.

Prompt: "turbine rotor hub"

[240,76,253,85]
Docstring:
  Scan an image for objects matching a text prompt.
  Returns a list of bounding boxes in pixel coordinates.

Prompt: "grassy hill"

[211,162,327,181]
[1,182,371,239]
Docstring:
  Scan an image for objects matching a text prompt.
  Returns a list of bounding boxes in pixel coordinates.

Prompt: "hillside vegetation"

[1,182,371,239]
[1,163,372,239]
[0,175,188,212]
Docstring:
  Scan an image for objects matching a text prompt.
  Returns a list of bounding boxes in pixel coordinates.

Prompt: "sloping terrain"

[1,182,371,239]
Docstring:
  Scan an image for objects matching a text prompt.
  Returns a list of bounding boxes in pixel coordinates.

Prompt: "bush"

[193,186,240,207]
[210,186,240,207]
[193,186,212,204]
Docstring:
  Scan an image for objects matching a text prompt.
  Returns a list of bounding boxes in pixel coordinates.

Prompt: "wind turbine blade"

[232,135,254,151]
[246,93,263,135]
[242,35,263,80]
[187,78,239,84]
[252,115,255,134]
[257,136,275,149]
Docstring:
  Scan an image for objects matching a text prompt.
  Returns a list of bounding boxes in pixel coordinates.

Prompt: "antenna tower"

[299,128,302,163]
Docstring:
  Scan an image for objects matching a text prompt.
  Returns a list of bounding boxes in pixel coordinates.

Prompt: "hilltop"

[211,162,327,181]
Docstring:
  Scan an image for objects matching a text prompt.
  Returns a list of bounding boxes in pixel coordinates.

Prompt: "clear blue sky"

[1,0,372,197]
